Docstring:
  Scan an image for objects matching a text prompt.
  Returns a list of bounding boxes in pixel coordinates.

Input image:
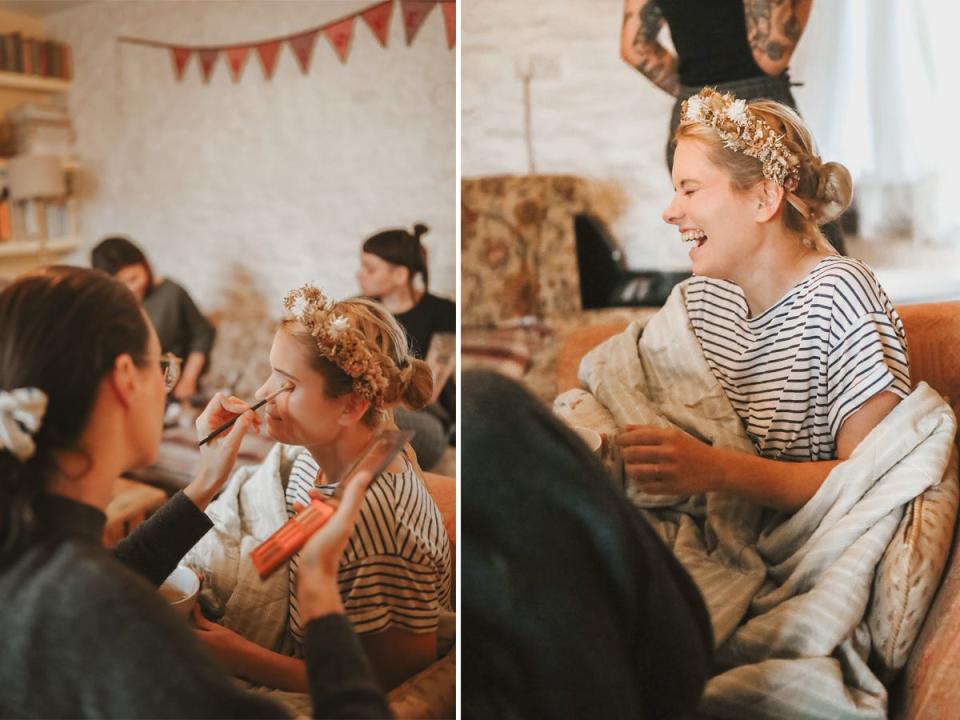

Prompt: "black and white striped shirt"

[685,256,911,461]
[285,450,452,649]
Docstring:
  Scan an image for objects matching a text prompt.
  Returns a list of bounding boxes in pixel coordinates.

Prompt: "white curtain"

[791,0,958,246]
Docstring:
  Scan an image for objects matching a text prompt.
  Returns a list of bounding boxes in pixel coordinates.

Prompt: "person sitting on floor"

[357,223,455,470]
[92,235,215,403]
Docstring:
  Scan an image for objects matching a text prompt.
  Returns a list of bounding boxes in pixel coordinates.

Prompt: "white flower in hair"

[725,99,748,125]
[290,295,310,319]
[328,314,349,337]
[684,95,704,121]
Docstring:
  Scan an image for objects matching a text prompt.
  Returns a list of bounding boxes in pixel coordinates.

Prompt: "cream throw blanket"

[554,284,958,719]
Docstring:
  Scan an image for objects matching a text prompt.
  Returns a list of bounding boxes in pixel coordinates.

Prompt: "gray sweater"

[143,279,216,360]
[0,492,391,719]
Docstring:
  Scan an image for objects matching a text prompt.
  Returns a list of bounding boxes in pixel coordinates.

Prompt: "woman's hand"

[296,470,376,621]
[192,606,256,676]
[616,424,722,496]
[172,376,197,402]
[183,393,260,510]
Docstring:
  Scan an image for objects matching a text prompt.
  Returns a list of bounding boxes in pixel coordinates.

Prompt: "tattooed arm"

[743,0,812,75]
[620,0,679,97]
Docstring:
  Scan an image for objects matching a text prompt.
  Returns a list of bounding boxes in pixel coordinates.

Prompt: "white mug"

[574,426,603,456]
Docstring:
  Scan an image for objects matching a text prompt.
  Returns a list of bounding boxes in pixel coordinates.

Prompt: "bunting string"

[116,0,455,83]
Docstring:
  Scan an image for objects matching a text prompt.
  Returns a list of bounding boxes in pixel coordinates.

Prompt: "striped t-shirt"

[685,256,910,461]
[284,450,452,651]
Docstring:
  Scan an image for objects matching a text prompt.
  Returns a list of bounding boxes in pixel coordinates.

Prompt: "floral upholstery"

[462,174,617,328]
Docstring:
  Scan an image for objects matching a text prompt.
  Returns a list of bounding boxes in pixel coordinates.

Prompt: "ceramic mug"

[159,565,200,618]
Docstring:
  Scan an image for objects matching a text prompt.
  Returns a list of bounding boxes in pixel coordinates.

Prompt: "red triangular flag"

[225,46,250,83]
[324,17,355,64]
[361,1,393,48]
[256,40,282,80]
[288,29,319,74]
[171,47,192,81]
[441,2,455,49]
[400,0,435,46]
[198,48,219,83]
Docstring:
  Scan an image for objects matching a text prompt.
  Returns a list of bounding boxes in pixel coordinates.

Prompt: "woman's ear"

[392,264,410,287]
[339,394,371,425]
[754,179,785,223]
[109,353,140,409]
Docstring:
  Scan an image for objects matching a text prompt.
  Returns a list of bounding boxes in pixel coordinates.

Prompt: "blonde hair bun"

[399,358,433,411]
[812,161,853,225]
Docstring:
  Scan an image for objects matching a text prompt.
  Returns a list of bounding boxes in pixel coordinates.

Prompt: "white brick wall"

[462,0,689,271]
[45,0,455,313]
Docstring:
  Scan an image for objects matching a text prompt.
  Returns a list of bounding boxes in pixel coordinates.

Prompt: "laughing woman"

[615,87,910,510]
[183,285,453,694]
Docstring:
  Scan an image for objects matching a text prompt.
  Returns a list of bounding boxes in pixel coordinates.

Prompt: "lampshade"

[7,155,65,201]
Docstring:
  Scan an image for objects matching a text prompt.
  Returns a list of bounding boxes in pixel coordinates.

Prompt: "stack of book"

[0,33,71,80]
[7,102,73,156]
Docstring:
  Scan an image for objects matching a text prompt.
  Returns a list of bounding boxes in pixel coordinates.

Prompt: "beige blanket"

[555,283,958,719]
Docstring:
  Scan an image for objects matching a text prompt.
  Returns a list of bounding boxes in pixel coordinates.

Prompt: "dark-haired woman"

[357,223,455,470]
[0,266,389,718]
[91,236,215,402]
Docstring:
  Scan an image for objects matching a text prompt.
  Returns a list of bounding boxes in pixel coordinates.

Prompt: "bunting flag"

[171,47,192,81]
[256,40,282,80]
[324,18,355,64]
[441,1,455,49]
[361,1,393,48]
[288,29,319,74]
[400,0,435,46]
[225,46,250,82]
[198,48,219,83]
[120,0,454,83]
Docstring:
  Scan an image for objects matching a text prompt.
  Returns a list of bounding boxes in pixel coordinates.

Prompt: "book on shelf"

[0,201,9,243]
[0,34,71,79]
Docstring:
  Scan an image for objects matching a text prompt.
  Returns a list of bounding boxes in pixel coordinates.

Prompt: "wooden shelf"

[0,156,78,171]
[0,70,69,93]
[0,237,78,259]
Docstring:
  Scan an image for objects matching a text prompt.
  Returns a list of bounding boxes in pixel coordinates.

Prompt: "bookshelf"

[0,11,76,279]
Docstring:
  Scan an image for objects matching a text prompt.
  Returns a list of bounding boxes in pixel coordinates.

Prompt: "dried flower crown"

[282,284,391,407]
[681,87,799,189]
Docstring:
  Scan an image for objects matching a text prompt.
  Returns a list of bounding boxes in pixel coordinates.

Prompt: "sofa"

[554,301,960,719]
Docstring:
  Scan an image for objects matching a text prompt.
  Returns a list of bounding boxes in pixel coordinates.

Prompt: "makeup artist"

[0,266,391,719]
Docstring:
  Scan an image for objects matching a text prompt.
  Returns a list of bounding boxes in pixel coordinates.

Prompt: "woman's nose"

[254,380,271,402]
[662,195,682,225]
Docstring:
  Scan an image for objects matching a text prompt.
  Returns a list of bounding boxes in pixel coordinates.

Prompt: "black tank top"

[656,0,765,87]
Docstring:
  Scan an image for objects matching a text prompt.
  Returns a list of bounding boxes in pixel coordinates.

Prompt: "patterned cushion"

[461,324,547,379]
[462,174,603,327]
[869,448,959,680]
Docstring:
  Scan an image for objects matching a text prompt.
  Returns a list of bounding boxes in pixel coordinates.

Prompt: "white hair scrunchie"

[0,388,48,462]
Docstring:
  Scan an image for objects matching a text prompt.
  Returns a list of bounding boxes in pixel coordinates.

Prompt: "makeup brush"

[197,382,293,447]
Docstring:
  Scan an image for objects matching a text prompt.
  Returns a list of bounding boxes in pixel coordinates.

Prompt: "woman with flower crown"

[531,87,950,716]
[182,285,453,697]
[607,87,911,510]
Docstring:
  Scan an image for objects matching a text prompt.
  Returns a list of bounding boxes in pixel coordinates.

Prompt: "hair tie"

[0,388,48,462]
